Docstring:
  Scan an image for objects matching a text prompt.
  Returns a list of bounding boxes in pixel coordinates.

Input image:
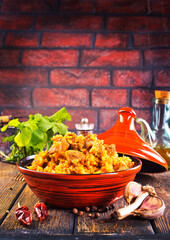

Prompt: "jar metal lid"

[75,118,94,131]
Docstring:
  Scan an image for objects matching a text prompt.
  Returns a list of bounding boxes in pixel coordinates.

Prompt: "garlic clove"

[124,181,142,204]
[133,195,165,219]
[117,191,149,220]
[142,185,157,197]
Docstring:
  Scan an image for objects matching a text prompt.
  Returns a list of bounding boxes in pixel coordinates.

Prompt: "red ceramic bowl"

[17,155,142,209]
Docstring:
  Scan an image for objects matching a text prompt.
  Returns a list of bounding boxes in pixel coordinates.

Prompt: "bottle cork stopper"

[155,90,170,99]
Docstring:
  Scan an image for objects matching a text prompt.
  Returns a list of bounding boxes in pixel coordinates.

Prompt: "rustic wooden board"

[136,172,170,234]
[0,185,74,235]
[75,172,170,236]
[0,162,26,222]
[74,197,154,235]
[0,233,170,240]
[149,171,170,234]
[0,162,169,238]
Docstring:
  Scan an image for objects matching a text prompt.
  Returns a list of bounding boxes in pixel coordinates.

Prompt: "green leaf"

[52,123,68,135]
[1,119,20,132]
[1,124,8,132]
[1,107,72,162]
[29,128,47,147]
[14,127,32,147]
[23,120,38,131]
[37,119,52,132]
[48,107,71,123]
[8,119,20,127]
[2,135,15,143]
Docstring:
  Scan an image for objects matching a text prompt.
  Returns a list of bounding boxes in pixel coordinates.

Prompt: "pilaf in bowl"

[17,132,142,208]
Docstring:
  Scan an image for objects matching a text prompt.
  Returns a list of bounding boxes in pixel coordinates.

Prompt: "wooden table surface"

[0,161,169,240]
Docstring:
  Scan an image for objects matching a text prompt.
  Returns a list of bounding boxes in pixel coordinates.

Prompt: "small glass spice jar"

[75,118,94,136]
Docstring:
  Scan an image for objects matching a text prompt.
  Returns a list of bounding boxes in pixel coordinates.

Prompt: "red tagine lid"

[98,107,168,173]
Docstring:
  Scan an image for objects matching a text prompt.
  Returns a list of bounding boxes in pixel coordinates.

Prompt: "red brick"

[132,89,154,108]
[33,88,89,107]
[60,0,94,12]
[66,109,97,130]
[36,15,102,30]
[50,69,109,86]
[22,50,78,67]
[154,70,170,87]
[96,0,147,13]
[134,109,152,131]
[42,33,92,47]
[107,17,168,31]
[150,0,170,14]
[100,108,152,131]
[145,50,170,67]
[100,109,118,130]
[113,70,152,87]
[95,33,128,48]
[0,15,33,30]
[1,0,57,12]
[0,34,3,47]
[81,50,141,67]
[134,33,170,47]
[0,88,31,107]
[0,69,48,86]
[0,50,20,67]
[92,89,128,107]
[5,33,39,47]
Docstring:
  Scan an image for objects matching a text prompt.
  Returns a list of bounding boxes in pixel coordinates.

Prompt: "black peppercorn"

[72,208,78,214]
[85,207,90,212]
[78,211,84,216]
[91,205,98,212]
[95,212,100,218]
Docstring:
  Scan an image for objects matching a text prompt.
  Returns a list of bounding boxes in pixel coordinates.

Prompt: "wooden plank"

[136,172,170,234]
[74,198,154,235]
[0,233,170,240]
[75,172,170,236]
[149,171,170,234]
[0,162,25,222]
[0,185,74,235]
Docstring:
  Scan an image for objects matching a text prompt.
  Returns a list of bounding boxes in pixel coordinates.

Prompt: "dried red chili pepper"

[34,202,48,222]
[15,206,32,226]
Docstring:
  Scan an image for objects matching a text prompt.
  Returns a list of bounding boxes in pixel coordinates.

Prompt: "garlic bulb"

[116,181,165,220]
[133,195,165,219]
[124,181,142,204]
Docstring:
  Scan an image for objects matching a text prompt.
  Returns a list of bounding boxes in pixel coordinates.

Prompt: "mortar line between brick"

[89,89,92,107]
[2,32,6,48]
[147,0,151,15]
[150,69,155,88]
[56,0,61,12]
[93,0,97,14]
[38,32,43,48]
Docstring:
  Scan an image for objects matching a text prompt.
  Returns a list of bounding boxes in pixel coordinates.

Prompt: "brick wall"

[0,0,169,133]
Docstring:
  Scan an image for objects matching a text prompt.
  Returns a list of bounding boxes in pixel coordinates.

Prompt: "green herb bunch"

[1,107,71,162]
